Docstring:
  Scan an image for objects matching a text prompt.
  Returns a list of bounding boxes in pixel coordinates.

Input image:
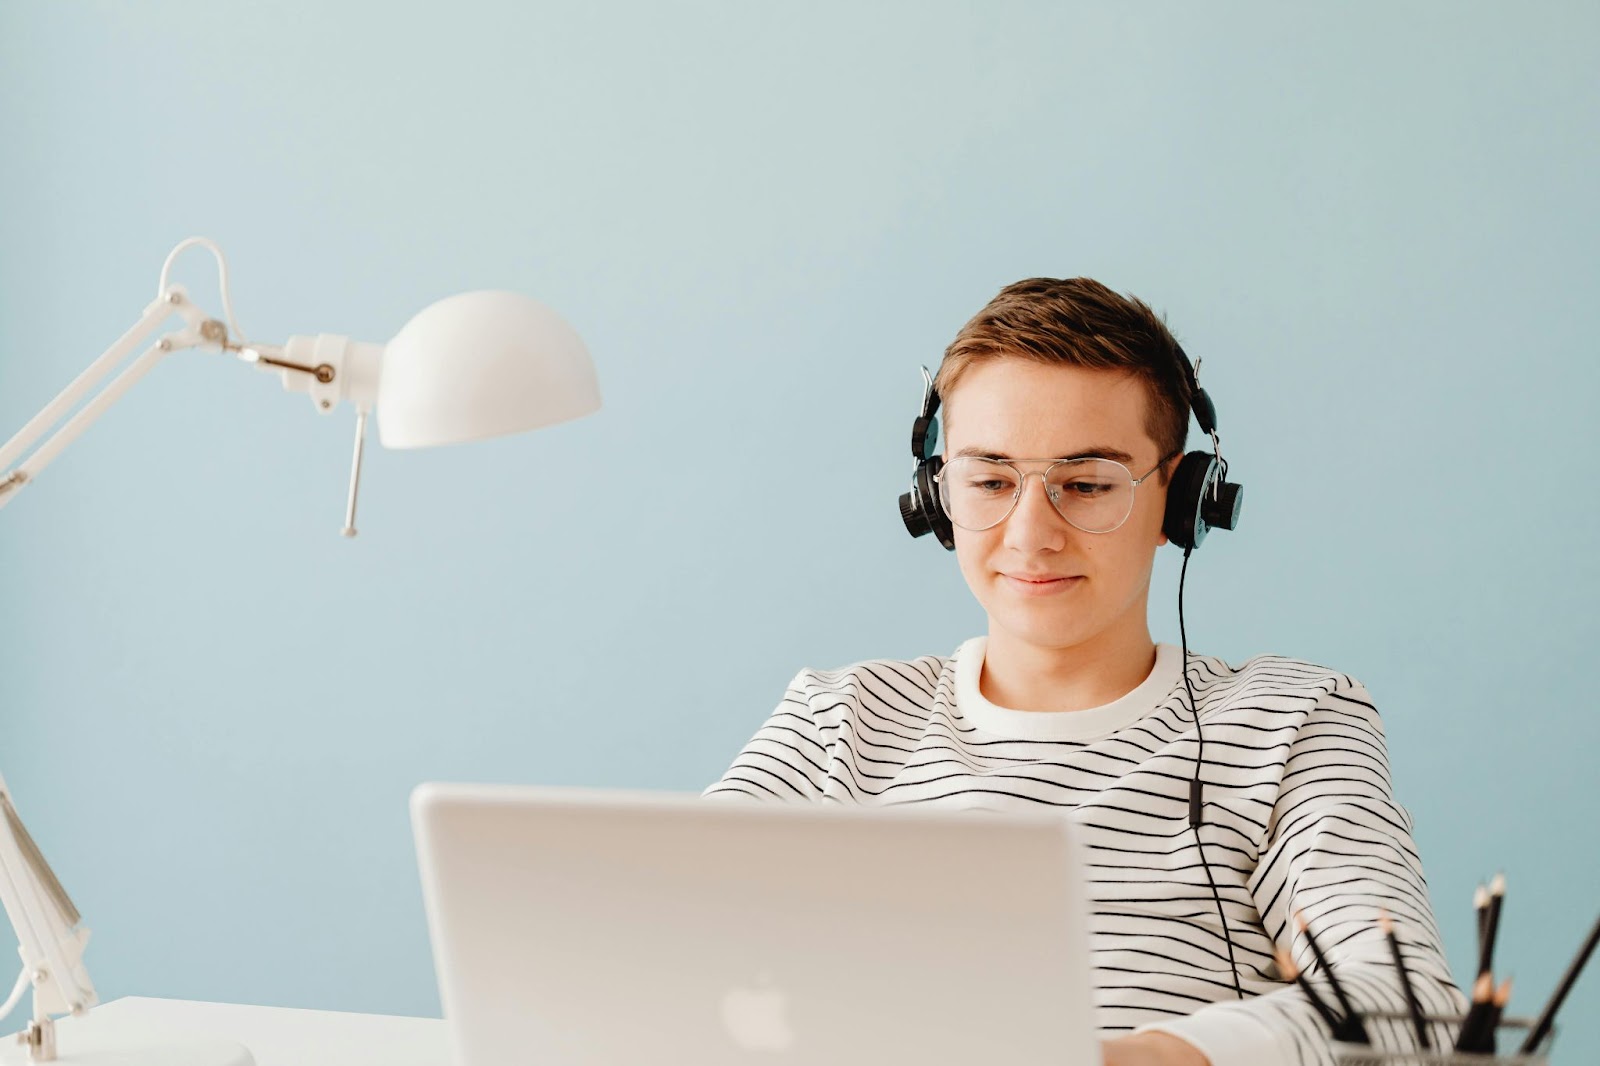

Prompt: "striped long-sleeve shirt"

[703,638,1467,1066]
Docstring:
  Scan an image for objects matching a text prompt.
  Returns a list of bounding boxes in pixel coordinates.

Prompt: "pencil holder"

[1332,1011,1550,1065]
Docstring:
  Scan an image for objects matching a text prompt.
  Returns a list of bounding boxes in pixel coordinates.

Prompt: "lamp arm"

[0,287,219,510]
[0,273,384,536]
[0,773,96,1048]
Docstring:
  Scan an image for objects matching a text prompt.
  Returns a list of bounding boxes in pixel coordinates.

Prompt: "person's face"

[941,359,1174,654]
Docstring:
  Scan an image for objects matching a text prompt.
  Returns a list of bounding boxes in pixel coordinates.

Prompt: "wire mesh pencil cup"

[1332,1011,1550,1065]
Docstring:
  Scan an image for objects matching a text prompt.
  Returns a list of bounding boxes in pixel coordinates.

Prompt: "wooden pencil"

[1454,971,1495,1052]
[1477,872,1505,977]
[1295,910,1369,1044]
[1474,883,1490,962]
[1379,910,1431,1049]
[1479,976,1513,1055]
[1519,909,1600,1054]
[1276,946,1344,1034]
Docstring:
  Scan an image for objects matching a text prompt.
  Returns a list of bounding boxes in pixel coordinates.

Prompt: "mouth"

[1001,574,1084,595]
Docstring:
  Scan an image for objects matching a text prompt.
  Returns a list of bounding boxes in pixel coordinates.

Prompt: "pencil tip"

[1496,977,1513,1006]
[1378,910,1393,933]
[1490,872,1506,895]
[1474,884,1489,907]
[1474,972,1494,999]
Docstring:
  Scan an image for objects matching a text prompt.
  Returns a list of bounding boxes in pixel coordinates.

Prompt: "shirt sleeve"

[702,668,829,801]
[1136,681,1468,1066]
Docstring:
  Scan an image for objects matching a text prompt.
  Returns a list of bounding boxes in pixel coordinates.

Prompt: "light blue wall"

[2,0,1596,1059]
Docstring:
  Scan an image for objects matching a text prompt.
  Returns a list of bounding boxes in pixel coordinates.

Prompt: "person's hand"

[1099,1030,1211,1066]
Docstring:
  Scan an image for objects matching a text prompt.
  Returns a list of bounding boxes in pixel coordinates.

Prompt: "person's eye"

[1063,480,1114,497]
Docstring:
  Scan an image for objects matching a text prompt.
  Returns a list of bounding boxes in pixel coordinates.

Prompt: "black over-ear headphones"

[897,343,1243,550]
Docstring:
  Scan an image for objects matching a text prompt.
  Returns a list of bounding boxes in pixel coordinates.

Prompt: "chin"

[988,604,1105,650]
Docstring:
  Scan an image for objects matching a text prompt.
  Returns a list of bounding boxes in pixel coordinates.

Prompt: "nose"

[1002,471,1071,552]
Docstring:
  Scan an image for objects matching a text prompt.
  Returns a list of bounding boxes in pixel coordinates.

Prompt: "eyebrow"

[950,445,1138,465]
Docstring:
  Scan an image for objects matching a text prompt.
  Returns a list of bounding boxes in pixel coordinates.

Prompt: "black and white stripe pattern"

[704,639,1466,1066]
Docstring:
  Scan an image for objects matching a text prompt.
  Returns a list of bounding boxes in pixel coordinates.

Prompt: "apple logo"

[720,971,795,1053]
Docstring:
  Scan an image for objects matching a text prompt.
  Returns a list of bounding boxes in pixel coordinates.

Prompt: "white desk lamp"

[0,237,602,1063]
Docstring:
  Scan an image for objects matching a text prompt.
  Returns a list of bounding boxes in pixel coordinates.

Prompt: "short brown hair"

[935,278,1191,475]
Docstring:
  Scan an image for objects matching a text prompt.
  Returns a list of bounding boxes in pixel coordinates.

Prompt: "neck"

[980,613,1157,713]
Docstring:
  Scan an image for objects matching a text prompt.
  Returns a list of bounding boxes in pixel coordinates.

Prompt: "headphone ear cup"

[899,456,954,550]
[916,456,955,551]
[1162,451,1218,551]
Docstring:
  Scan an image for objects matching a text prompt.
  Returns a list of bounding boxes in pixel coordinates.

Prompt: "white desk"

[6,997,449,1066]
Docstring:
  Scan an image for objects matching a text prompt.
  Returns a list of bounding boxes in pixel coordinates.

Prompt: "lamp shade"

[376,290,601,449]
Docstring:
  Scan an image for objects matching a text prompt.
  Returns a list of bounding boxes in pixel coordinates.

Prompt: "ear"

[1155,453,1184,547]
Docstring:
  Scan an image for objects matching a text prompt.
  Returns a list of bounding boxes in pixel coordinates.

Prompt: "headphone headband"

[910,365,940,462]
[1172,343,1217,438]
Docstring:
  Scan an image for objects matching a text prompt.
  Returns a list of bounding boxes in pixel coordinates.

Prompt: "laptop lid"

[411,783,1102,1066]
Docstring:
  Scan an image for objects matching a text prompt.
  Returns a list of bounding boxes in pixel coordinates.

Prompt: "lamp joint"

[246,352,337,384]
[18,1016,56,1061]
[199,319,229,347]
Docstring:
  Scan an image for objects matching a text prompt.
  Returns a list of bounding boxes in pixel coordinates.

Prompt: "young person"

[704,278,1465,1066]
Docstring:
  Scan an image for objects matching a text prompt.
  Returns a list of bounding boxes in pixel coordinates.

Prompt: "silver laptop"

[411,783,1102,1066]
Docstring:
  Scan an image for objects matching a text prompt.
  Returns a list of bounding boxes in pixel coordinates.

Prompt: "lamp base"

[0,1037,253,1065]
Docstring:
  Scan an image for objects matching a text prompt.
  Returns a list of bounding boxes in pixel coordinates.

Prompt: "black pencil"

[1474,883,1490,962]
[1477,872,1505,977]
[1454,972,1495,1052]
[1379,910,1431,1049]
[1482,976,1513,1055]
[1295,910,1369,1044]
[1464,975,1513,1055]
[1276,946,1344,1034]
[1518,908,1600,1054]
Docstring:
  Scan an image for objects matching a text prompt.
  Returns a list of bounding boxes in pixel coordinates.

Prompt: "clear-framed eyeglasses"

[935,454,1177,534]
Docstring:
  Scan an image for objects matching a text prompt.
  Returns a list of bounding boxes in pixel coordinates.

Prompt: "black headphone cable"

[1180,543,1246,1000]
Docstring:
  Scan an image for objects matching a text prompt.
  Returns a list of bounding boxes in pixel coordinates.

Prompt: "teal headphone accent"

[897,345,1242,550]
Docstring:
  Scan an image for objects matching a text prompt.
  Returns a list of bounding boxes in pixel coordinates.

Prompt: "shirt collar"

[952,637,1183,741]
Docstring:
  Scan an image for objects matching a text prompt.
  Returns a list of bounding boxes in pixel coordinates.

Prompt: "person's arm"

[702,668,829,801]
[1102,1030,1212,1065]
[1132,681,1467,1066]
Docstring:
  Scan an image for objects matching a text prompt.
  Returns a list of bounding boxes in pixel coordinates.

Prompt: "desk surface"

[18,997,449,1066]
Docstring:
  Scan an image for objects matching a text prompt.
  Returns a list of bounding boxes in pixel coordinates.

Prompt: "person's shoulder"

[786,646,956,709]
[1192,648,1375,722]
[1203,649,1364,692]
